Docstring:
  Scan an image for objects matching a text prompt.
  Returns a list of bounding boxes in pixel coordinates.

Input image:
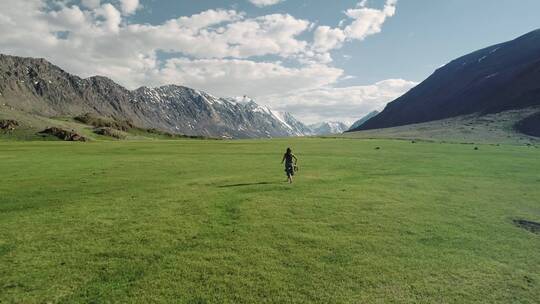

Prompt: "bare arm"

[281,154,285,164]
[292,154,298,164]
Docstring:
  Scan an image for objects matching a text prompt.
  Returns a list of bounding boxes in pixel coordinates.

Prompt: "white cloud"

[344,0,397,40]
[96,4,122,33]
[0,0,406,123]
[157,59,343,97]
[310,0,397,59]
[123,12,310,59]
[81,0,101,9]
[0,13,15,26]
[174,9,243,30]
[261,79,417,124]
[0,1,336,94]
[313,26,346,52]
[248,0,284,7]
[119,0,140,15]
[46,5,87,30]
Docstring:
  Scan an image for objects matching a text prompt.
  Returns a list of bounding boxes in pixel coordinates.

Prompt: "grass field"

[1,138,539,303]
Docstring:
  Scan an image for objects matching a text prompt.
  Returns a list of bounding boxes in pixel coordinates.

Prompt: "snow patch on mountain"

[309,121,350,135]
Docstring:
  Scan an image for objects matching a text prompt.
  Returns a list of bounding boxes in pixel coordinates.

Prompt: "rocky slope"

[0,54,311,138]
[342,107,540,145]
[352,29,540,132]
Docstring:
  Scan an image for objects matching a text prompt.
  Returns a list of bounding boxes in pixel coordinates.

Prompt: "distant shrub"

[75,114,216,140]
[39,127,87,141]
[0,119,19,131]
[143,128,209,139]
[93,127,126,139]
[75,113,134,131]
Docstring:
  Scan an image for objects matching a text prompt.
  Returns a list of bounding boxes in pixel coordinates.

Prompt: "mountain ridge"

[0,54,313,139]
[351,29,540,132]
[349,111,380,131]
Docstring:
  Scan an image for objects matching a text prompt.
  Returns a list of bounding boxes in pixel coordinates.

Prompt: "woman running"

[281,147,298,184]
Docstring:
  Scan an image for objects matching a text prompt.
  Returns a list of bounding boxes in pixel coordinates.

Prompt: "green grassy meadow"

[1,138,539,303]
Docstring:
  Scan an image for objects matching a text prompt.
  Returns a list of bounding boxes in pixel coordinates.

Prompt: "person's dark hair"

[286,147,292,155]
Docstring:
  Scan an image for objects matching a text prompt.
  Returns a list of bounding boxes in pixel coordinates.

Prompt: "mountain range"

[309,121,350,135]
[4,30,540,140]
[0,54,345,138]
[351,29,540,133]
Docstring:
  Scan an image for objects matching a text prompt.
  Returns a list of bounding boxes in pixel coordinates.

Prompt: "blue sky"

[135,0,540,84]
[1,0,539,123]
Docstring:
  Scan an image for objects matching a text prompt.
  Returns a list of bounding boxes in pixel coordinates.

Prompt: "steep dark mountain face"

[515,112,540,137]
[0,54,311,138]
[353,29,540,131]
[349,110,379,131]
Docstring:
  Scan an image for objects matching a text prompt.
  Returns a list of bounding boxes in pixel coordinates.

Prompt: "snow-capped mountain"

[278,112,315,136]
[0,54,313,139]
[130,87,313,138]
[309,121,350,135]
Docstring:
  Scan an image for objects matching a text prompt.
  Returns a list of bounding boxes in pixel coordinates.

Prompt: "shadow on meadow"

[218,182,275,188]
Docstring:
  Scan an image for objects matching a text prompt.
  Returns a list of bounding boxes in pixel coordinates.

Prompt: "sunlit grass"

[1,138,539,303]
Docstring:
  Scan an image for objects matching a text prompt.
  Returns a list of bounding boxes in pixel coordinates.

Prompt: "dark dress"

[284,153,295,177]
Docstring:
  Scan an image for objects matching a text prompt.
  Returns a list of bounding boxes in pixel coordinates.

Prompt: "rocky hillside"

[0,54,311,139]
[342,107,540,145]
[352,29,540,132]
